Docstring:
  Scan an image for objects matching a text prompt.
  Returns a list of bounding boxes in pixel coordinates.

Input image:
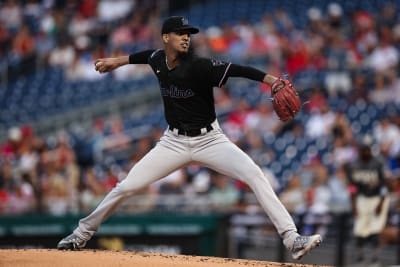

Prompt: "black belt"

[169,124,213,137]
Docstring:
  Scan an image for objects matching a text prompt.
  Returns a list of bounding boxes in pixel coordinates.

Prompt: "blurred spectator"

[279,174,306,216]
[223,98,252,142]
[241,130,265,158]
[222,24,246,60]
[245,101,280,136]
[191,32,213,57]
[214,86,233,114]
[110,19,135,50]
[331,111,353,144]
[331,133,357,168]
[384,69,400,104]
[328,165,351,213]
[10,25,35,60]
[327,3,344,31]
[97,0,135,23]
[34,29,55,63]
[209,172,240,210]
[205,26,228,54]
[79,0,98,18]
[128,136,152,166]
[68,12,94,38]
[283,33,309,76]
[304,88,327,113]
[1,127,22,160]
[100,116,131,153]
[324,33,352,96]
[0,159,16,212]
[352,9,377,57]
[6,174,36,214]
[302,165,332,237]
[348,70,369,103]
[306,7,326,36]
[369,72,393,104]
[80,167,106,212]
[0,0,23,33]
[345,137,390,266]
[48,38,75,67]
[255,13,282,62]
[186,166,212,195]
[305,104,336,138]
[40,155,70,215]
[54,132,80,213]
[65,49,107,81]
[154,169,187,196]
[18,135,39,177]
[373,117,400,158]
[306,34,326,71]
[151,169,188,210]
[366,25,399,73]
[102,167,119,192]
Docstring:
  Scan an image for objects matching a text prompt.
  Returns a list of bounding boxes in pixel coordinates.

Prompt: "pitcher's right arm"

[94,50,156,73]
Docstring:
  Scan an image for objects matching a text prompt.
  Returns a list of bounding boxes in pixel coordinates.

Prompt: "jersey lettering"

[161,85,195,98]
[211,59,226,66]
[352,169,379,185]
[147,50,217,128]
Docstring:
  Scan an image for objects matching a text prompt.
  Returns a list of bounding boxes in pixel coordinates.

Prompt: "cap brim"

[175,26,199,34]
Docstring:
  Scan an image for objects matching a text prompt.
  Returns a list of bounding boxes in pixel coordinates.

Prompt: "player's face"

[165,30,191,53]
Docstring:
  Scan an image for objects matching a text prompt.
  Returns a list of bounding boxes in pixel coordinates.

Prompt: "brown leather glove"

[271,78,302,122]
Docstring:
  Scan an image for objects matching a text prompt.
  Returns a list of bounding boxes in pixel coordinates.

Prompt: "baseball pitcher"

[57,16,322,260]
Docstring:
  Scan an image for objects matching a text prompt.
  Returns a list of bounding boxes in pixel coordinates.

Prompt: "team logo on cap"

[181,17,188,25]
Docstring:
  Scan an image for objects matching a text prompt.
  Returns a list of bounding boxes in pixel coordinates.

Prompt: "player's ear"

[162,34,169,44]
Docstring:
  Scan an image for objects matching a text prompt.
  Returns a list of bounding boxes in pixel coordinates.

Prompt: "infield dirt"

[0,249,331,267]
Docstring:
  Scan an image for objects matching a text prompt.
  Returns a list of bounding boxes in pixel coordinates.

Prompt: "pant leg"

[355,237,366,262]
[190,129,297,238]
[74,131,191,240]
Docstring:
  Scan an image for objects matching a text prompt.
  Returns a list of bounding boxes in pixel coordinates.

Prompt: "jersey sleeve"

[129,50,156,64]
[194,58,232,87]
[227,64,266,82]
[194,59,266,87]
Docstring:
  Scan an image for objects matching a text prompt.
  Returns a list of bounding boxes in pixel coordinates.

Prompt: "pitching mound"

[0,249,328,267]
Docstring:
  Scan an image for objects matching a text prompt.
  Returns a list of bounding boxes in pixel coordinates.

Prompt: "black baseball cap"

[161,16,199,34]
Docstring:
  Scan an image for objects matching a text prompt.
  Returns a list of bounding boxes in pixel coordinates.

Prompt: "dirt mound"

[0,249,328,267]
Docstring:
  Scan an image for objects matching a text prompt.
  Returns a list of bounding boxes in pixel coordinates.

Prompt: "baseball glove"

[271,78,301,122]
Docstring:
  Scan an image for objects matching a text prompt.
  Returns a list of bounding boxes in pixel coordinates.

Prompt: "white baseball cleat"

[291,234,322,260]
[57,233,87,250]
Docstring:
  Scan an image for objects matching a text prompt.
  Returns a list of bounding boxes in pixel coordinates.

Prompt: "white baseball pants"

[74,120,297,242]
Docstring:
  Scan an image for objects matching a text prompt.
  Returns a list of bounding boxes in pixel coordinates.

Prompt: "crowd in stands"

[0,0,160,81]
[0,0,400,245]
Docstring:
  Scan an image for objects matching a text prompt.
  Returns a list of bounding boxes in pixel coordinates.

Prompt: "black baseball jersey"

[130,49,232,130]
[345,158,386,197]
